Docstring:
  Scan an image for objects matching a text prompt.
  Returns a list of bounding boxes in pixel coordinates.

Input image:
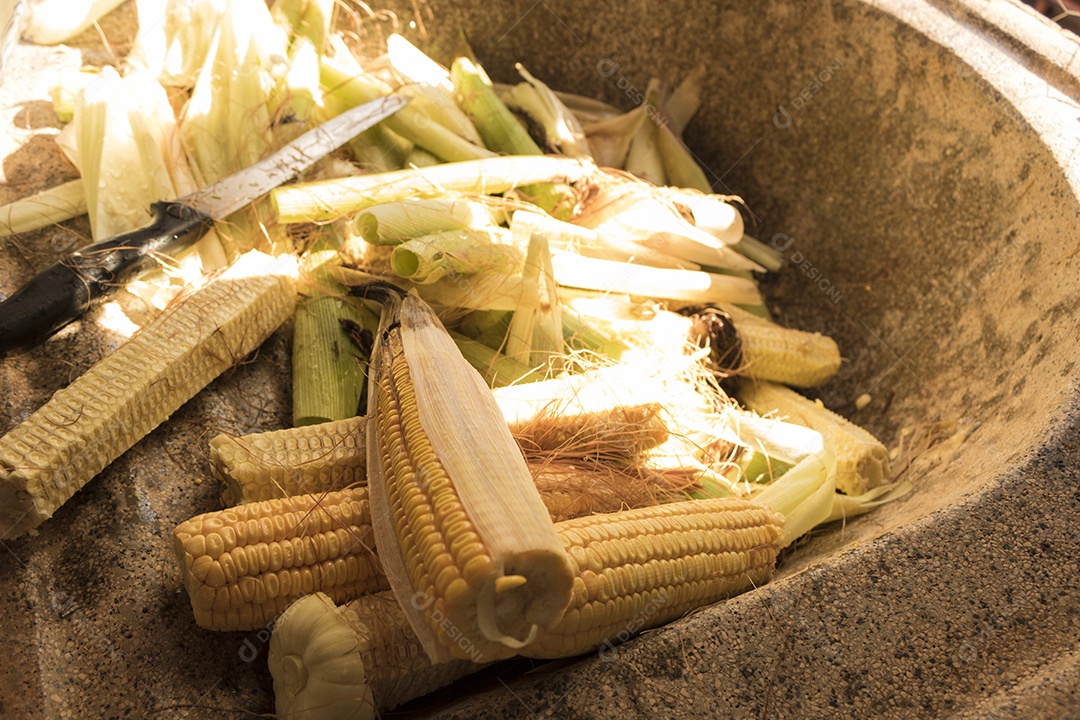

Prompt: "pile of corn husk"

[2,0,914,533]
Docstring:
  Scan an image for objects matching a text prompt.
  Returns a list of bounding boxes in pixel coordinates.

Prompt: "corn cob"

[738,380,889,495]
[720,304,842,388]
[0,252,296,540]
[213,417,368,506]
[268,497,784,717]
[213,399,669,505]
[363,284,574,663]
[524,497,782,658]
[173,488,385,631]
[184,462,688,631]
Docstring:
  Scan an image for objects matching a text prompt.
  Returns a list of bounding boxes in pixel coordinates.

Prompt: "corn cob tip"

[269,593,376,720]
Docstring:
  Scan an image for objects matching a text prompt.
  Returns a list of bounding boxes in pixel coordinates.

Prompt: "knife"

[0,93,407,353]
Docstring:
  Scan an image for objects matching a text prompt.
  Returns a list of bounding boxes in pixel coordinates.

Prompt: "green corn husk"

[272,155,595,223]
[386,34,485,146]
[292,269,378,426]
[271,0,333,50]
[449,331,546,387]
[322,38,492,164]
[0,180,87,238]
[63,67,198,241]
[351,196,499,246]
[389,228,523,284]
[624,79,666,185]
[406,147,442,167]
[451,55,542,155]
[582,105,647,168]
[502,64,590,158]
[655,116,711,192]
[451,56,573,218]
[505,212,564,370]
[343,121,413,173]
[453,309,512,350]
[665,64,708,135]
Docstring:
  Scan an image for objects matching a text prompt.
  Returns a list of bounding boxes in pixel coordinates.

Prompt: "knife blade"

[0,93,407,353]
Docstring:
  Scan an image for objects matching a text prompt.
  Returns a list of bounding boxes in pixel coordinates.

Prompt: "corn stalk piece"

[739,381,890,495]
[0,252,296,540]
[173,488,386,631]
[268,497,783,717]
[363,283,574,663]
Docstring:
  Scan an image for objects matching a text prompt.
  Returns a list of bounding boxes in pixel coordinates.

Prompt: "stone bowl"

[0,1,1078,717]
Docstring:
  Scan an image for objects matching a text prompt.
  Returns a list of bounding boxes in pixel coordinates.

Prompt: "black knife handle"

[0,201,213,353]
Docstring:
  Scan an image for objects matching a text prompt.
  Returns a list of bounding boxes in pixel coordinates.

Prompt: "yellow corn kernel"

[0,252,295,540]
[173,488,385,631]
[738,380,890,495]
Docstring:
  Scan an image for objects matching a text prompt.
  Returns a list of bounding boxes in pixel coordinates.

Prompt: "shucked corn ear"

[363,283,574,663]
[212,396,669,505]
[720,304,842,388]
[173,488,386,631]
[269,497,784,718]
[524,497,782,659]
[739,380,890,495]
[213,417,368,506]
[182,463,686,631]
[0,252,296,539]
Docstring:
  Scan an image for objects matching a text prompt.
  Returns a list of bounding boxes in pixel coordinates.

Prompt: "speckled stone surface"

[1,1,1078,718]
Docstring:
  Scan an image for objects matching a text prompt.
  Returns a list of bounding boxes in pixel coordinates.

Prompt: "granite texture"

[0,0,1078,718]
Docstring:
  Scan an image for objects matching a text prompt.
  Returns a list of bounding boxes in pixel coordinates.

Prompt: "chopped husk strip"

[573,176,763,272]
[0,180,87,238]
[322,37,492,163]
[551,253,763,306]
[272,155,596,223]
[506,213,564,370]
[292,269,377,426]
